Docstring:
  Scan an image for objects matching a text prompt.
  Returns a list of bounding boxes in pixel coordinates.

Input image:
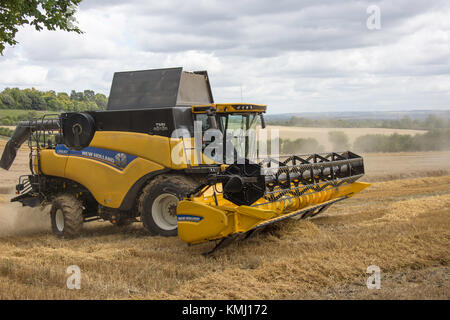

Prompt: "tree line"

[278,129,450,154]
[353,129,450,153]
[269,114,450,131]
[0,88,107,112]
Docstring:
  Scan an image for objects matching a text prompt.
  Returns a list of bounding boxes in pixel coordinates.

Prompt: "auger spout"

[0,119,60,170]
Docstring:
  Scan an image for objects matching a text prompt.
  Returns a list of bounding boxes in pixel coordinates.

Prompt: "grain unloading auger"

[177,152,369,254]
[0,67,369,254]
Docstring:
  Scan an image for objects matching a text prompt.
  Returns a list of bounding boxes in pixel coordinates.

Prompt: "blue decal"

[177,215,204,222]
[55,145,137,170]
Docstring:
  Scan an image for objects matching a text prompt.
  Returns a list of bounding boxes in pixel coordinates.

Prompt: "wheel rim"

[151,194,179,231]
[55,209,64,232]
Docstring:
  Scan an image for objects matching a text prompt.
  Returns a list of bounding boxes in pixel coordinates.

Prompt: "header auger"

[0,67,369,254]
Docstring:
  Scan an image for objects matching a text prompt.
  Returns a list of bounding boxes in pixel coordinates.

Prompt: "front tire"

[138,175,198,237]
[50,195,84,238]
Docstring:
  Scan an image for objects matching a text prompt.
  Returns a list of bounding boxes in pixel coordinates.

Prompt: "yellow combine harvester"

[0,68,369,254]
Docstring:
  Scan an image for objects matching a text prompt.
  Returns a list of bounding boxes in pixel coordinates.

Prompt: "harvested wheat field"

[0,141,449,299]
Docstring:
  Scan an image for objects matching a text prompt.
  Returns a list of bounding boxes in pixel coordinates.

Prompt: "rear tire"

[50,195,84,238]
[138,174,199,237]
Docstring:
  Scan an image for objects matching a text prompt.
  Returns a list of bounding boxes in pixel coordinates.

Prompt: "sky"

[0,0,449,114]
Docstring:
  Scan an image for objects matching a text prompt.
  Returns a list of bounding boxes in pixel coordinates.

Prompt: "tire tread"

[51,194,84,238]
[138,174,199,236]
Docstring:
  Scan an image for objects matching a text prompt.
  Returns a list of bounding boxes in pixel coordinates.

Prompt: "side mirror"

[259,113,266,129]
[207,110,218,129]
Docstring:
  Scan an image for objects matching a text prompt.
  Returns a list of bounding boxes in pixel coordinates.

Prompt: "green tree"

[21,88,46,110]
[328,131,350,150]
[0,0,83,54]
[44,95,59,110]
[43,90,60,110]
[0,93,15,108]
[281,138,324,154]
[398,116,413,129]
[70,90,84,101]
[83,89,94,101]
[94,93,107,110]
[424,114,446,129]
[3,87,21,105]
[57,92,69,100]
[18,92,32,109]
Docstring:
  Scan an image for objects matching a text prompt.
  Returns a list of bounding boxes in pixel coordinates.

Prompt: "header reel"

[177,151,369,254]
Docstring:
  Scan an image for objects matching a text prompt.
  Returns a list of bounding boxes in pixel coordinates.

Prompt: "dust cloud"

[0,195,50,236]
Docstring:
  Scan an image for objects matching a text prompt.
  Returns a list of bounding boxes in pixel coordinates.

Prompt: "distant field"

[0,126,15,130]
[267,125,427,149]
[0,109,58,117]
[0,110,59,132]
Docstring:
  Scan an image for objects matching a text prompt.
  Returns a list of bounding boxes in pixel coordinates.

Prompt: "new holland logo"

[114,152,127,168]
[177,215,203,222]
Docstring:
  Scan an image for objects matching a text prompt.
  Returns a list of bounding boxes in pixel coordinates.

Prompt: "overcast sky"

[0,0,449,114]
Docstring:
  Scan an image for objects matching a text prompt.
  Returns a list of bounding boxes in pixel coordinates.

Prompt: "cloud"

[0,0,449,112]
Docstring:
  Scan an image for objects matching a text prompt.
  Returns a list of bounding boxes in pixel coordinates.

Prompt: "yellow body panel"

[177,202,229,241]
[64,156,163,208]
[36,131,173,208]
[177,181,370,244]
[89,131,215,169]
[90,131,173,168]
[34,131,215,209]
[39,150,68,177]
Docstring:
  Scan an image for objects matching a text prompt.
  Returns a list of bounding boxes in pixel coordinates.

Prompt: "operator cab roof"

[192,103,266,113]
